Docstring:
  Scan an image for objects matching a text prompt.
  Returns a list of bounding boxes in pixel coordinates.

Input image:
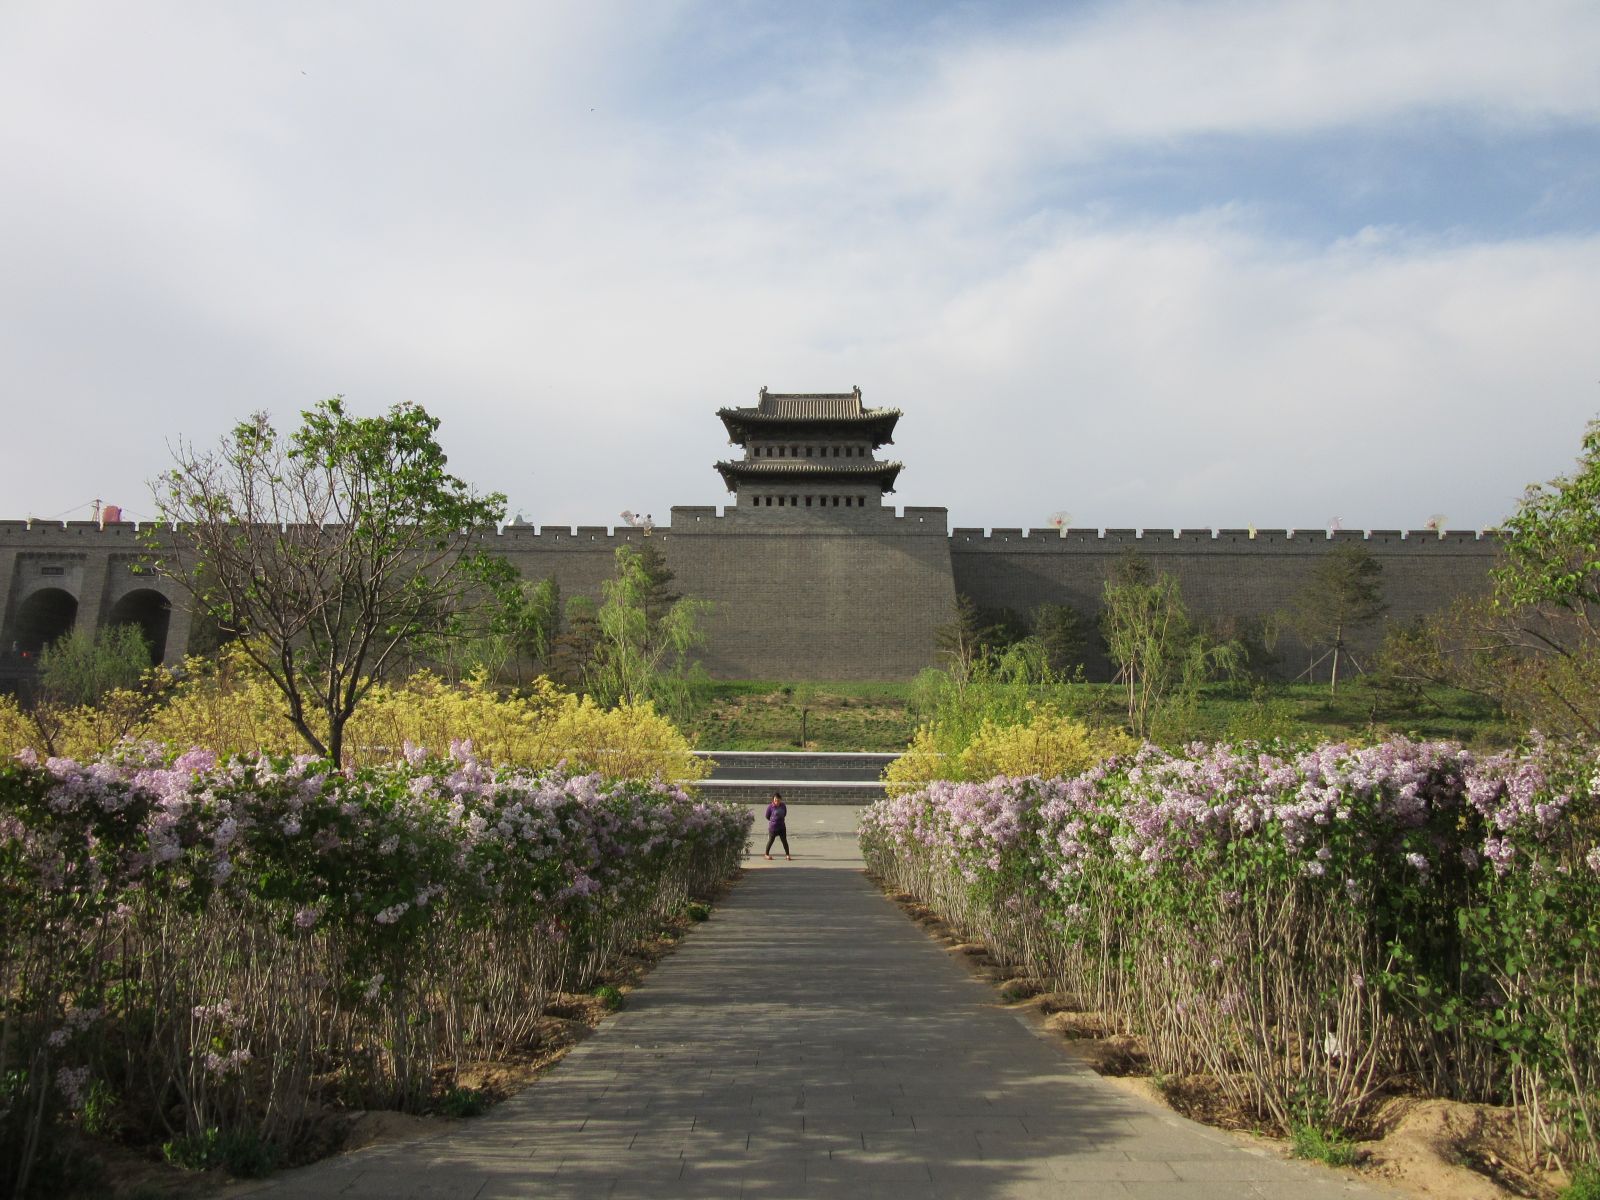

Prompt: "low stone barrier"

[687,778,887,805]
[687,750,899,804]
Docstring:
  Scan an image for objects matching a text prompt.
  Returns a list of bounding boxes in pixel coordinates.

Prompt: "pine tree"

[1288,543,1387,695]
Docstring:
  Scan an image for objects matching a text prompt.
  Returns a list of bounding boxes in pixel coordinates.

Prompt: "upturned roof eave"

[712,460,905,494]
[716,408,901,446]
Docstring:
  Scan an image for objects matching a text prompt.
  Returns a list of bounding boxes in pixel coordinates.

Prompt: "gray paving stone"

[227,806,1401,1199]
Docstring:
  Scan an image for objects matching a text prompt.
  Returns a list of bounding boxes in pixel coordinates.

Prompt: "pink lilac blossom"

[861,736,1597,915]
[56,1065,91,1108]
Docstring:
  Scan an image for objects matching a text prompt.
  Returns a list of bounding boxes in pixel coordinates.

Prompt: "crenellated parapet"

[668,504,948,536]
[0,388,1509,683]
[948,526,1499,551]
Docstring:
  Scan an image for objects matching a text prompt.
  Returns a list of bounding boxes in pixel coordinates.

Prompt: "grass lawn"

[683,679,1511,753]
[687,681,918,751]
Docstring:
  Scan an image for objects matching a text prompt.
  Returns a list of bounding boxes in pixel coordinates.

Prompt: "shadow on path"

[234,810,1390,1199]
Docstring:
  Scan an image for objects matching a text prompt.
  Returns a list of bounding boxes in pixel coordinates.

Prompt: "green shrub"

[437,1087,490,1118]
[593,984,624,1011]
[162,1127,279,1177]
[1289,1123,1359,1167]
[1566,1163,1600,1200]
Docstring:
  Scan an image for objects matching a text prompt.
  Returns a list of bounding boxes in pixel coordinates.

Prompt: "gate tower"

[715,387,904,511]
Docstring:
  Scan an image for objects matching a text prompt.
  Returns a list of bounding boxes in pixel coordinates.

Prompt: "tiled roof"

[718,388,901,422]
[716,460,902,476]
[713,459,904,494]
[716,391,901,451]
[759,392,862,418]
[718,408,902,424]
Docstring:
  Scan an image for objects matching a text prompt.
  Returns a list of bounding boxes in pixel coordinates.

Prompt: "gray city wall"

[0,510,1499,684]
[950,524,1500,679]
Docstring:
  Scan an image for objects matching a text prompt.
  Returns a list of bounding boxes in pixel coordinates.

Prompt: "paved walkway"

[235,806,1389,1198]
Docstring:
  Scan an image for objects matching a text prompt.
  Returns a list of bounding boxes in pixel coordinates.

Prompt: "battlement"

[666,504,949,535]
[492,524,658,548]
[949,526,1498,552]
[0,516,1501,561]
[0,519,162,541]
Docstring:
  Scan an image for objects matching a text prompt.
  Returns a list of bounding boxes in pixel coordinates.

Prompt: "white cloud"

[0,1,1595,534]
[841,0,1600,200]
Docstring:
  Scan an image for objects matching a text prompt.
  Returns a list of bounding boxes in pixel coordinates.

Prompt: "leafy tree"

[37,625,150,707]
[583,546,709,720]
[910,638,1060,753]
[551,596,601,692]
[1497,418,1600,614]
[487,575,562,686]
[149,397,506,764]
[25,625,155,755]
[936,594,990,678]
[976,605,1030,654]
[1374,420,1600,739]
[1032,602,1095,676]
[1204,611,1280,688]
[632,543,681,629]
[1287,543,1387,694]
[1101,554,1240,737]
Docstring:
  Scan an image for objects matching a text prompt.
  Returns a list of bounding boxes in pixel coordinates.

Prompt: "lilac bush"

[0,743,749,1196]
[861,736,1599,1166]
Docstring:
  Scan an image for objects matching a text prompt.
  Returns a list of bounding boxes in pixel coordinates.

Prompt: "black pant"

[765,829,789,855]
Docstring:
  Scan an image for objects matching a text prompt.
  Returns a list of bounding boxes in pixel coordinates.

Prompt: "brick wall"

[950,526,1499,680]
[0,516,1500,686]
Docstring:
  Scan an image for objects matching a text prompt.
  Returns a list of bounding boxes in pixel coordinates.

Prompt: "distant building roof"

[758,390,862,418]
[714,458,904,494]
[718,387,900,446]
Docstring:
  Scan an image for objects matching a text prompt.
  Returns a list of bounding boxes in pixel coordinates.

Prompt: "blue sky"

[2,0,1598,532]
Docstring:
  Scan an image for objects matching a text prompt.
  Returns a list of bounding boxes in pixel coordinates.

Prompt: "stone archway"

[107,589,172,665]
[13,587,79,657]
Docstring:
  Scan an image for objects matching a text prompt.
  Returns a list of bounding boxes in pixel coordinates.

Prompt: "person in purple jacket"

[763,790,791,860]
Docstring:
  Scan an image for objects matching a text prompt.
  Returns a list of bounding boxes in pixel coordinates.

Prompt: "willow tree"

[1102,554,1239,737]
[587,545,708,720]
[149,397,506,764]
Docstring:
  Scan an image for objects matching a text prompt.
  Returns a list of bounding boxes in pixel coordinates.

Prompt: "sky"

[2,0,1598,534]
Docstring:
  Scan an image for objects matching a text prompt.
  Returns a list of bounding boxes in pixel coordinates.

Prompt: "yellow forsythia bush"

[349,671,707,781]
[139,651,299,753]
[3,646,707,782]
[884,705,1137,792]
[0,686,157,761]
[0,693,33,759]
